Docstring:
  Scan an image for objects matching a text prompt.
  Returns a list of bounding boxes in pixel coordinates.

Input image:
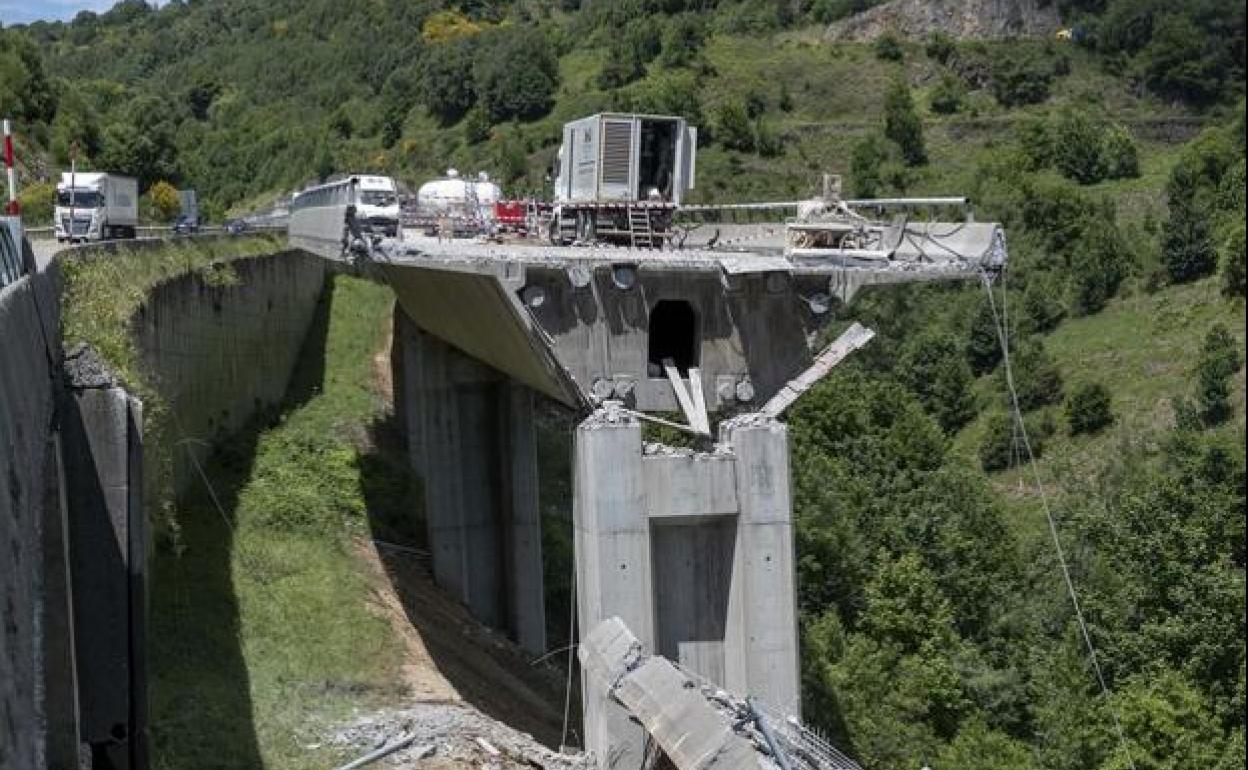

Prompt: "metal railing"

[23,223,286,240]
[0,217,23,289]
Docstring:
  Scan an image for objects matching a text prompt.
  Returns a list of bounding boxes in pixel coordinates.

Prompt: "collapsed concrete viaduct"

[373,227,1006,767]
[1,214,1002,770]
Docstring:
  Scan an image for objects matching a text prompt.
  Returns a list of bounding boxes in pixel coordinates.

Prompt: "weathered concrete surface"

[131,250,326,499]
[59,382,146,769]
[4,239,326,770]
[573,406,800,769]
[721,418,800,716]
[579,617,766,770]
[0,251,75,770]
[393,311,547,654]
[375,226,1002,418]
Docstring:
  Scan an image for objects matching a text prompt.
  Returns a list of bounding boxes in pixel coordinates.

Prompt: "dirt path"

[346,304,573,753]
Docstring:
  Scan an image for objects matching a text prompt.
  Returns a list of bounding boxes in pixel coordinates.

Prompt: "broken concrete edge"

[579,617,777,770]
[63,342,125,391]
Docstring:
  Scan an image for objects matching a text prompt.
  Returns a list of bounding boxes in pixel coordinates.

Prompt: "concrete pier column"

[61,384,147,770]
[572,405,652,768]
[722,417,800,717]
[501,381,547,655]
[394,310,545,653]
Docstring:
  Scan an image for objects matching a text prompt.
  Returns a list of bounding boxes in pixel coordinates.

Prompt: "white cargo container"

[550,113,696,247]
[554,113,696,206]
[55,172,138,242]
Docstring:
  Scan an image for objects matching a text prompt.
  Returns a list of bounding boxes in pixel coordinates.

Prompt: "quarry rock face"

[824,0,1062,41]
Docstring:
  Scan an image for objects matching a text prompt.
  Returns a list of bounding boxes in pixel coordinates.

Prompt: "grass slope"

[149,274,408,770]
[953,276,1246,535]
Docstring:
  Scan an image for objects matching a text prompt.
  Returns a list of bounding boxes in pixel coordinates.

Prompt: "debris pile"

[327,702,590,770]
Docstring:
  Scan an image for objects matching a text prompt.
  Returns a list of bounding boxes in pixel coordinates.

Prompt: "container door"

[571,118,599,203]
[599,117,635,201]
[675,125,697,206]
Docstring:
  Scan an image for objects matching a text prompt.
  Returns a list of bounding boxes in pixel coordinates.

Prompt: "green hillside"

[3,2,1245,769]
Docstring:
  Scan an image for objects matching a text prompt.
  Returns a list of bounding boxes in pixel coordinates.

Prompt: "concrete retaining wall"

[0,252,68,770]
[131,250,326,499]
[1,241,327,770]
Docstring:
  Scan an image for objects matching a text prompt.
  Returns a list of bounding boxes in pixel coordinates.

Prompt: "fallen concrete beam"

[579,617,772,770]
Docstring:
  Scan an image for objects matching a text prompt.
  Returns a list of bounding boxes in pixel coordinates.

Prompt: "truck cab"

[354,175,400,237]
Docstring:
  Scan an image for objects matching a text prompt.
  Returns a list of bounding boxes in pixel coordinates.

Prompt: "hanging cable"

[978,270,1137,770]
[560,555,578,750]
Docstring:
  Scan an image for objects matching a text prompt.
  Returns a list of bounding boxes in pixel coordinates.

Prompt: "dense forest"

[2,1,1245,769]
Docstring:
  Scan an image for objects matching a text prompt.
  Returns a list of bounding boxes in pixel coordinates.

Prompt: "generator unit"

[551,113,697,247]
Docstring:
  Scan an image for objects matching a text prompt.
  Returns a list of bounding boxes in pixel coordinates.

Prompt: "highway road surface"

[30,237,61,271]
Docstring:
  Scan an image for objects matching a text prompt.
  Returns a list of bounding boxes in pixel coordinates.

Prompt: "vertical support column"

[502,381,547,655]
[452,355,504,630]
[573,406,652,768]
[722,416,800,717]
[62,385,147,769]
[394,311,545,652]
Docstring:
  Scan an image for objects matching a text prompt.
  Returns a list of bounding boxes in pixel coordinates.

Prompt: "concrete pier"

[60,383,147,770]
[573,405,800,768]
[394,310,546,654]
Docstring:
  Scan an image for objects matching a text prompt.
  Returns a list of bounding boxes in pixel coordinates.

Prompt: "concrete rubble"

[579,617,788,770]
[326,702,591,770]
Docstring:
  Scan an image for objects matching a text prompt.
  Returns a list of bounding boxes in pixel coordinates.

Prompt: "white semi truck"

[55,172,139,242]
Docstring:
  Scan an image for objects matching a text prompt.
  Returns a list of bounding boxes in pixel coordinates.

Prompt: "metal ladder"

[628,206,654,249]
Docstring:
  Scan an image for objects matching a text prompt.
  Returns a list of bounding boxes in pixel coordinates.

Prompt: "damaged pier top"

[374,222,1004,416]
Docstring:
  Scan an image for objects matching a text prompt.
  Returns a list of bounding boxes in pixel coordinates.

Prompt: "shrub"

[1001,338,1063,412]
[990,50,1053,107]
[474,28,559,122]
[1101,124,1140,180]
[897,330,977,433]
[1051,110,1108,185]
[1195,323,1243,425]
[1220,223,1246,298]
[714,98,755,152]
[810,0,879,23]
[850,133,890,198]
[18,181,55,225]
[145,179,181,223]
[463,106,491,145]
[659,14,705,68]
[419,39,477,124]
[979,409,1048,471]
[966,293,1004,375]
[1163,164,1218,283]
[884,79,925,166]
[1066,382,1114,435]
[1016,116,1055,170]
[925,31,955,64]
[929,75,964,115]
[874,32,904,62]
[1068,224,1131,315]
[1019,273,1066,334]
[598,21,660,88]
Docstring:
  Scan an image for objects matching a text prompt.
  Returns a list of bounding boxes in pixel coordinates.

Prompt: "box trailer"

[551,113,696,247]
[55,172,138,242]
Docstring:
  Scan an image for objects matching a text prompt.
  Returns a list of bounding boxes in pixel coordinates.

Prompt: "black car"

[172,214,199,235]
[225,219,249,235]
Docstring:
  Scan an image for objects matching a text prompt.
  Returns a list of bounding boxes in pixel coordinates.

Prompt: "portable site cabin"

[555,113,697,206]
